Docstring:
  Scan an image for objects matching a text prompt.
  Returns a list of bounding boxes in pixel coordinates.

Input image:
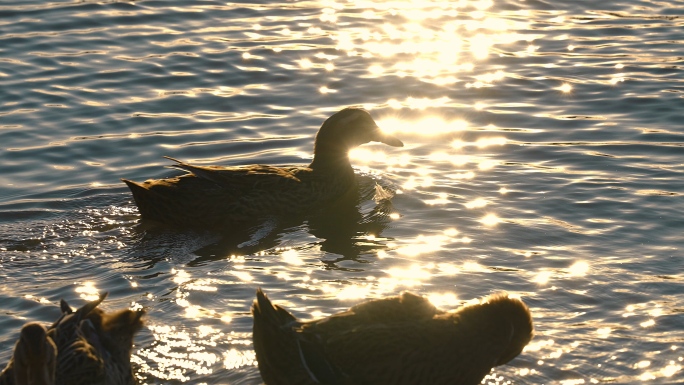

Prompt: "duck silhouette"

[48,293,144,385]
[252,289,533,385]
[122,107,403,228]
[0,323,57,385]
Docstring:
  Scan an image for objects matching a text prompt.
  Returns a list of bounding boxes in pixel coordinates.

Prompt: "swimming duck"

[48,293,145,385]
[0,323,57,385]
[252,289,533,385]
[122,107,403,227]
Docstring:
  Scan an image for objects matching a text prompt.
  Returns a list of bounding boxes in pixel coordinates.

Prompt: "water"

[1,0,683,383]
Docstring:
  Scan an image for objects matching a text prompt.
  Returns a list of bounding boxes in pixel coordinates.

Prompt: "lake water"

[1,0,683,384]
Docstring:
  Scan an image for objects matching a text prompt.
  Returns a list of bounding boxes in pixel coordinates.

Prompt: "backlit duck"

[48,293,145,385]
[0,323,57,385]
[252,289,533,385]
[122,107,403,227]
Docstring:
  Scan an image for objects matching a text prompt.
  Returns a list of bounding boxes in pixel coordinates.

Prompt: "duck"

[0,323,57,385]
[48,293,145,385]
[251,288,533,385]
[122,107,403,228]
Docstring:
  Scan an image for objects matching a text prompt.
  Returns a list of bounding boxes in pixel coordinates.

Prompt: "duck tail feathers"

[163,156,227,184]
[75,292,108,320]
[163,156,194,172]
[121,178,149,199]
[252,288,296,327]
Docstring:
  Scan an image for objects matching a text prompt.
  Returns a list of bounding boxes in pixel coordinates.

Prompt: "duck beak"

[373,130,404,147]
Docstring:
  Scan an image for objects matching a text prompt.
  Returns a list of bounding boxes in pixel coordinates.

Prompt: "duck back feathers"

[51,293,144,385]
[252,289,533,385]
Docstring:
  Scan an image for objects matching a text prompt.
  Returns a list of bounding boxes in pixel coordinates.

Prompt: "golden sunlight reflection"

[424,192,449,205]
[470,34,493,60]
[430,152,471,166]
[568,261,590,276]
[223,349,256,371]
[448,171,476,180]
[232,270,253,282]
[481,213,500,226]
[170,269,220,320]
[281,248,304,265]
[444,228,458,237]
[75,281,100,301]
[431,260,486,276]
[558,83,573,93]
[24,295,51,304]
[141,324,255,381]
[525,338,554,353]
[635,361,651,369]
[427,292,459,308]
[476,136,507,148]
[335,284,373,300]
[478,159,499,170]
[319,86,336,94]
[596,327,612,339]
[394,230,460,257]
[465,198,488,209]
[321,0,531,85]
[384,264,431,286]
[462,261,488,272]
[297,58,313,69]
[661,363,682,378]
[533,270,552,285]
[640,319,655,328]
[220,312,233,324]
[437,263,460,275]
[379,116,467,136]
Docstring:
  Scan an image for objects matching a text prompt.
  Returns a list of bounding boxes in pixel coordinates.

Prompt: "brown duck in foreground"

[252,289,533,385]
[48,293,145,385]
[122,107,403,227]
[0,294,143,385]
[0,323,57,385]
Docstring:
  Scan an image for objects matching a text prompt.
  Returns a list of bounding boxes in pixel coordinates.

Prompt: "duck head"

[310,107,403,169]
[87,307,145,359]
[12,323,57,385]
[490,294,534,366]
[456,293,534,367]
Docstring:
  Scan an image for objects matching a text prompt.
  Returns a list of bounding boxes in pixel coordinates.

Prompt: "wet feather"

[252,289,533,385]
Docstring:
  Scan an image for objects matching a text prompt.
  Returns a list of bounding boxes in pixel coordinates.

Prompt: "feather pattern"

[49,293,144,385]
[252,289,534,385]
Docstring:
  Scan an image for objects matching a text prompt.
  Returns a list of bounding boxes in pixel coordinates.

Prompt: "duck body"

[124,160,355,228]
[252,289,533,385]
[122,107,403,228]
[48,293,144,385]
[0,323,57,385]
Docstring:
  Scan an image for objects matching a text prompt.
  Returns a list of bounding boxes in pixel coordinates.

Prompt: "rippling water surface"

[1,0,683,384]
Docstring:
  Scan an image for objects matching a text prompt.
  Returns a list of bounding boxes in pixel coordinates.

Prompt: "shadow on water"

[124,175,396,267]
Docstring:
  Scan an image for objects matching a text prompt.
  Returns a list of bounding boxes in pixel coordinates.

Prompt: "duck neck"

[308,145,352,173]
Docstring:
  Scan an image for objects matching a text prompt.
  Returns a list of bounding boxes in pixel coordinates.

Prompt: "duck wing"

[55,319,106,385]
[288,293,442,384]
[48,293,107,339]
[306,318,498,385]
[302,292,441,335]
[48,293,109,385]
[164,156,303,186]
[304,295,532,385]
